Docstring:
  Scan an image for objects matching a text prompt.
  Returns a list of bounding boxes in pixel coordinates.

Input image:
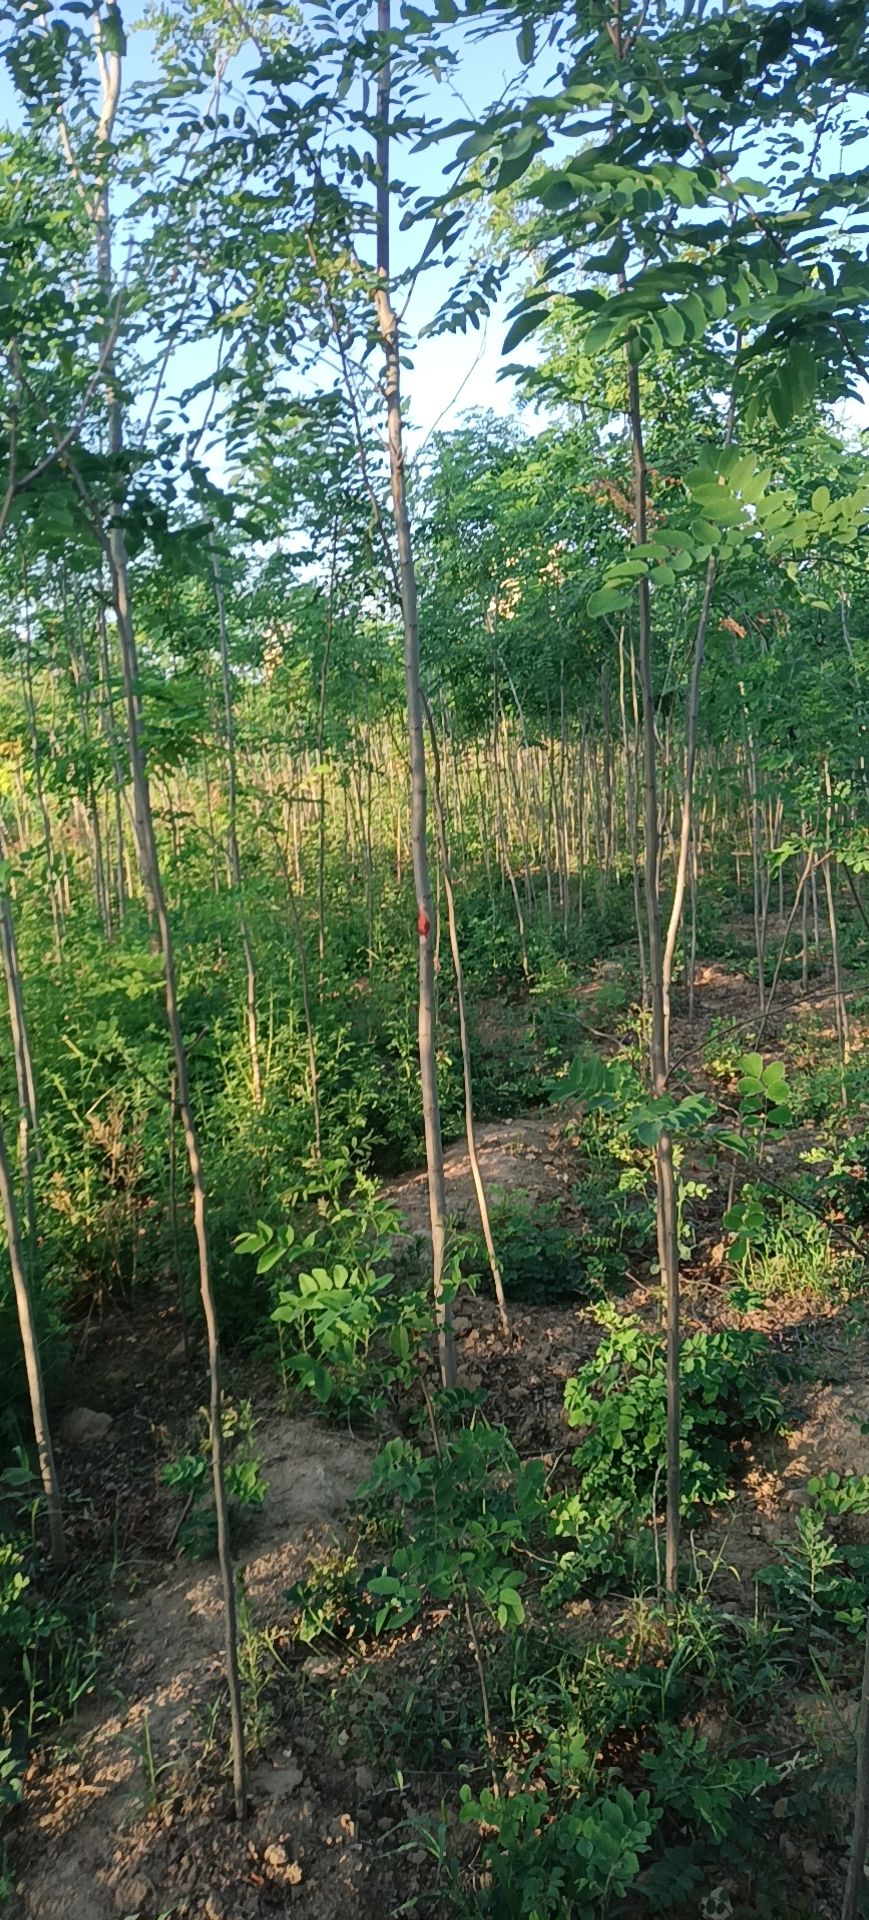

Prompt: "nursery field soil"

[386,1107,578,1242]
[9,1319,376,1920]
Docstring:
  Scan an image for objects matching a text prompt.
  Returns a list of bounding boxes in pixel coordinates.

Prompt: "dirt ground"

[8,967,869,1919]
[11,1333,375,1920]
[387,1108,576,1240]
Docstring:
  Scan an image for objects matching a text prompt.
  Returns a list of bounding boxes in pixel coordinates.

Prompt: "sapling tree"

[0,53,141,1571]
[3,0,249,1810]
[0,1119,64,1566]
[372,0,456,1386]
[93,11,246,1816]
[423,693,510,1339]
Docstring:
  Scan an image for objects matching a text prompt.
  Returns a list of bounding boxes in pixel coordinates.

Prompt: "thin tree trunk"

[0,1115,65,1567]
[76,27,246,1815]
[96,595,127,926]
[823,853,850,1086]
[0,824,41,1189]
[273,828,322,1160]
[317,522,338,993]
[627,352,681,1599]
[662,557,717,1063]
[757,850,815,1045]
[558,660,570,937]
[842,1607,869,1920]
[801,822,810,991]
[210,534,262,1108]
[374,0,455,1388]
[18,564,63,963]
[424,695,509,1339]
[743,727,766,1016]
[65,582,111,936]
[618,627,647,1006]
[168,1069,191,1364]
[687,822,698,1022]
[823,761,850,1086]
[491,676,530,978]
[600,664,614,880]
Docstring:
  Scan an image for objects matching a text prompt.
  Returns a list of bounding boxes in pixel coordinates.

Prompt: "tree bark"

[0,820,41,1213]
[424,694,509,1340]
[627,355,681,1599]
[210,533,261,1108]
[842,1605,869,1920]
[662,556,717,1063]
[0,1115,65,1567]
[374,0,455,1388]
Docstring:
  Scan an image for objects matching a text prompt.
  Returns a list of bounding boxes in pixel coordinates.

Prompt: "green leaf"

[501,305,547,354]
[585,312,618,356]
[588,586,627,615]
[286,1354,333,1402]
[497,1584,525,1625]
[624,87,652,124]
[367,1573,402,1595]
[658,306,686,347]
[495,128,548,191]
[679,291,708,340]
[714,1131,749,1157]
[256,1243,288,1274]
[235,1231,266,1255]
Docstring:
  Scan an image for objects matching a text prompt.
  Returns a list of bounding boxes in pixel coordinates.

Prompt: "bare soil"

[387,1107,576,1240]
[11,1332,374,1920]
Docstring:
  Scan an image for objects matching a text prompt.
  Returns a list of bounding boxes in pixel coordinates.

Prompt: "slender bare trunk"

[168,1069,190,1364]
[662,557,717,1062]
[0,824,41,1207]
[491,676,529,978]
[18,565,63,962]
[374,0,455,1386]
[757,851,815,1045]
[317,524,338,993]
[687,822,698,1022]
[424,696,509,1339]
[96,595,127,926]
[80,25,246,1814]
[627,354,680,1598]
[274,830,322,1160]
[210,535,261,1108]
[0,1116,65,1567]
[801,822,810,991]
[618,627,647,1006]
[843,1606,869,1920]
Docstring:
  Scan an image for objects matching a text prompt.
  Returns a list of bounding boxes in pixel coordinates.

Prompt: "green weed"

[161,1399,267,1559]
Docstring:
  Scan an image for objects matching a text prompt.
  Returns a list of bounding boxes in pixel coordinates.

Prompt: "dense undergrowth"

[3,850,869,1916]
[0,870,641,1402]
